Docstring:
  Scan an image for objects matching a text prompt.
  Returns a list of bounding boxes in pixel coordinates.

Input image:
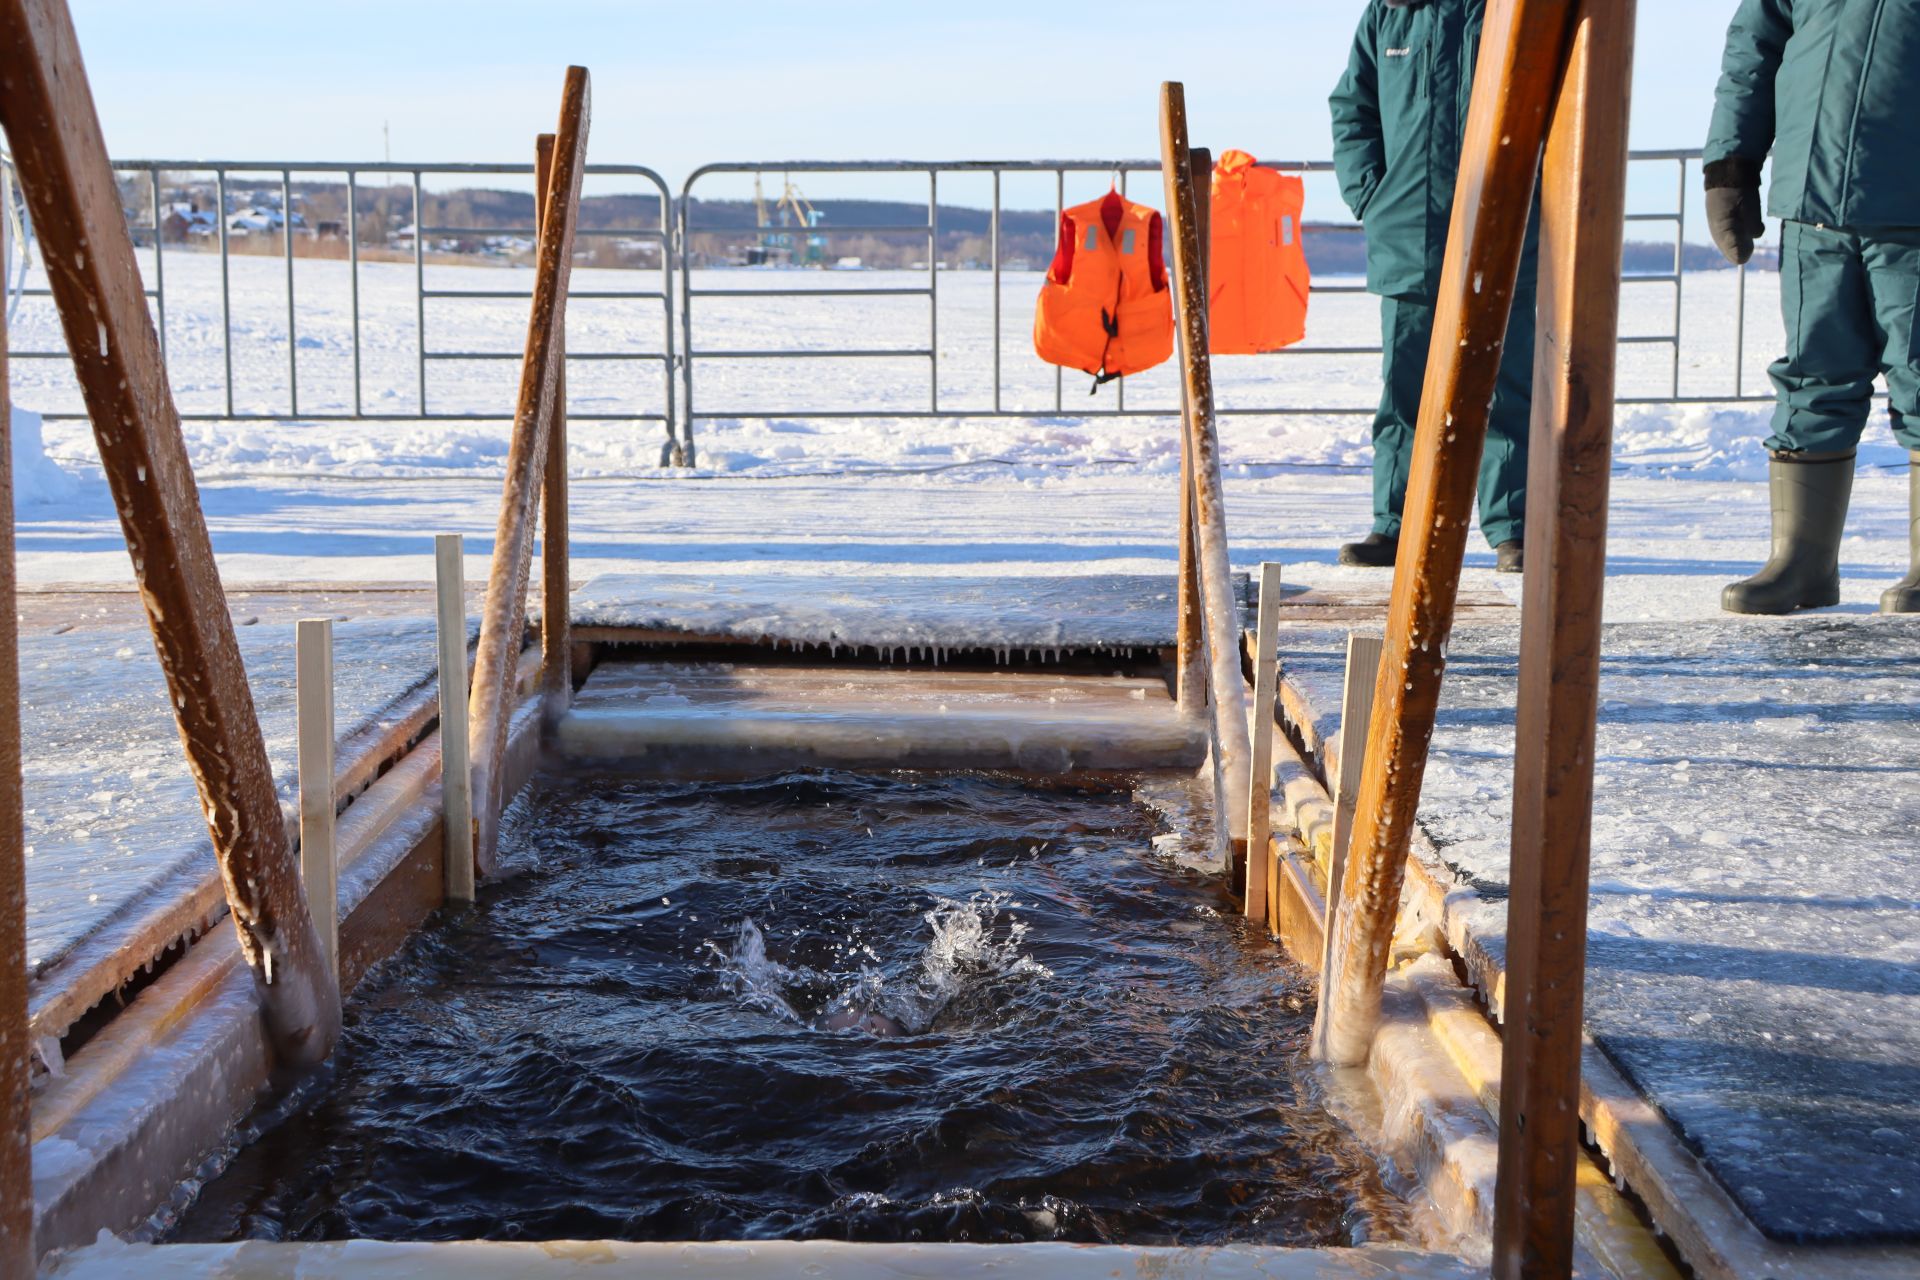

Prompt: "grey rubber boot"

[1722,453,1855,615]
[1881,452,1920,614]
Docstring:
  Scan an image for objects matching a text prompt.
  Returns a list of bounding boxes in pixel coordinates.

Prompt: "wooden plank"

[469,66,589,876]
[1244,562,1283,921]
[43,1238,1493,1280]
[0,0,338,1068]
[1159,88,1251,851]
[1274,849,1326,971]
[0,201,31,1279]
[1320,631,1384,988]
[1314,0,1579,1069]
[1491,2,1635,1276]
[296,619,338,980]
[436,534,476,903]
[535,131,572,731]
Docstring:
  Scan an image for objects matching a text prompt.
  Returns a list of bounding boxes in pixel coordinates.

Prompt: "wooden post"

[1244,562,1284,923]
[1173,148,1211,720]
[535,132,572,731]
[436,534,476,904]
[296,619,337,979]
[0,192,33,1280]
[1492,2,1634,1275]
[1314,0,1580,1068]
[1319,631,1383,987]
[0,0,339,1068]
[1160,89,1251,852]
[469,67,589,876]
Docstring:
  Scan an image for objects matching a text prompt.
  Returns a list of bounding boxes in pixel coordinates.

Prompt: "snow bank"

[11,404,82,505]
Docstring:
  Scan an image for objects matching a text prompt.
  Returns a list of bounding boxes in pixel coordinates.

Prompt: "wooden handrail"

[535,132,573,731]
[470,67,590,876]
[1160,86,1253,865]
[0,0,339,1071]
[1174,147,1210,723]
[1314,0,1580,1070]
[0,154,29,1277]
[1491,2,1635,1274]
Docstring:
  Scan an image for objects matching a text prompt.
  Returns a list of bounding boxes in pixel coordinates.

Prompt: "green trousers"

[1370,285,1536,550]
[1766,220,1920,455]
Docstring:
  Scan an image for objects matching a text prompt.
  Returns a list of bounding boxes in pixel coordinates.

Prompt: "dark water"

[174,770,1400,1246]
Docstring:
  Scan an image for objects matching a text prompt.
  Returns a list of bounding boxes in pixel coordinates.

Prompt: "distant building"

[161,207,218,242]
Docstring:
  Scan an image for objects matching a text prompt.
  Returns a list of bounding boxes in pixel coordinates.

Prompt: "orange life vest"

[1208,150,1310,355]
[1033,190,1173,387]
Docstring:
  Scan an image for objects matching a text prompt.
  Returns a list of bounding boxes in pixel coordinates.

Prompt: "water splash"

[704,917,819,1026]
[709,891,1049,1037]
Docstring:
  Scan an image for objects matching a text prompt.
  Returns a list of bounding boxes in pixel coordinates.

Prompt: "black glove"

[1704,157,1765,266]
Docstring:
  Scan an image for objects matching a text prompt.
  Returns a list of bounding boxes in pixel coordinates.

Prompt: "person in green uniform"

[1329,0,1534,574]
[1708,0,1920,615]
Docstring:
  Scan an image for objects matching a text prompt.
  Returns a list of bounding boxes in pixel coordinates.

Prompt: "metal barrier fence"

[5,158,675,432]
[6,150,1766,469]
[675,150,1756,466]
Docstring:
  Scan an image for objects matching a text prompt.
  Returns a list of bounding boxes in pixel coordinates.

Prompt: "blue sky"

[73,1,1746,221]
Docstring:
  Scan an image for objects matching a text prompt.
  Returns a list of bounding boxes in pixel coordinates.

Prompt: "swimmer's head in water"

[820,1008,906,1037]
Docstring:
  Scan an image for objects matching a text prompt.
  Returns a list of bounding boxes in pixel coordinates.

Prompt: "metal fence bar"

[282,169,298,416]
[425,288,669,300]
[347,170,362,416]
[1672,156,1686,398]
[149,170,166,361]
[1055,170,1064,412]
[992,169,1002,415]
[692,348,933,361]
[412,169,426,413]
[426,350,671,362]
[1735,260,1747,398]
[216,169,233,417]
[928,171,938,413]
[1116,166,1127,415]
[685,286,922,299]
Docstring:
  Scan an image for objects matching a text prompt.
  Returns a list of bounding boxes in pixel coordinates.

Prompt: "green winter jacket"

[1329,0,1483,299]
[1706,0,1920,230]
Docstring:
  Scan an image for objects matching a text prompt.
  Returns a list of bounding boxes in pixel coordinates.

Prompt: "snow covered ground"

[13,468,1916,624]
